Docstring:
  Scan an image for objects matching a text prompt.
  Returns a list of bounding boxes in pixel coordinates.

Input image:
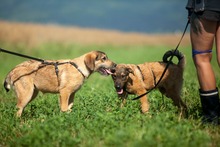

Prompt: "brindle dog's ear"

[126,67,134,75]
[84,52,97,71]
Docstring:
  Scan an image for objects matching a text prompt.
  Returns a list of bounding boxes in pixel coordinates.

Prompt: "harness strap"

[69,62,86,78]
[137,65,157,86]
[44,61,86,78]
[150,67,157,86]
[136,65,144,81]
[54,62,59,77]
[40,61,68,86]
[41,61,67,76]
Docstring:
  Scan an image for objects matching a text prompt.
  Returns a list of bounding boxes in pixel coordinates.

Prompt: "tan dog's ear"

[126,67,134,75]
[95,51,104,60]
[84,52,97,71]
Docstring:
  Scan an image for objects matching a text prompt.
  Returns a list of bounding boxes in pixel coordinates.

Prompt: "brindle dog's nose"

[116,84,121,89]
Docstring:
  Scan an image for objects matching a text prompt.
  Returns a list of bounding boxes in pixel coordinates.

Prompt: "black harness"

[52,61,86,86]
[136,65,144,81]
[136,65,157,88]
[50,61,86,78]
[69,62,86,78]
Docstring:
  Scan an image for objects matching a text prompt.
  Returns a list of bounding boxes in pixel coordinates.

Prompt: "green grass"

[0,42,220,147]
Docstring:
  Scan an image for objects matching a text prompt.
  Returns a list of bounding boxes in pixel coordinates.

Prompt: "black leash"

[0,47,45,62]
[132,20,190,100]
[0,47,61,76]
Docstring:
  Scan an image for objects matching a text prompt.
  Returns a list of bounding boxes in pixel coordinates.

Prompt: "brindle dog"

[111,50,187,115]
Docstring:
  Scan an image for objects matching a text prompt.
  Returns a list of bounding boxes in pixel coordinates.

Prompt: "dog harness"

[38,61,86,80]
[40,61,86,86]
[192,49,212,57]
[136,65,144,81]
[69,62,86,78]
[43,61,85,79]
[150,67,157,87]
[136,65,157,87]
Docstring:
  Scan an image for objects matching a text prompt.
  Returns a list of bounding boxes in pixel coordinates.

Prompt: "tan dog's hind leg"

[15,81,38,117]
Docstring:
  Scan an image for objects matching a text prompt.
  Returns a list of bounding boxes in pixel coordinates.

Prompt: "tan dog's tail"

[4,76,11,92]
[162,49,185,69]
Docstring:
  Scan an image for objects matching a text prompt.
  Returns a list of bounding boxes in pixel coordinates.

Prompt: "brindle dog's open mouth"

[116,87,124,95]
[115,85,127,95]
[115,86,128,99]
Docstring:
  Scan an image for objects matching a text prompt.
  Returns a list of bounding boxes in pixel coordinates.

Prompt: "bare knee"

[193,53,212,67]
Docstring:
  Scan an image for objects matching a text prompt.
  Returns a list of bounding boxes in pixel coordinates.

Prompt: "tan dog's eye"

[102,56,107,61]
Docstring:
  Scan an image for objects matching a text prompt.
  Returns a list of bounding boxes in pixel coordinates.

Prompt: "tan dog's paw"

[68,103,73,110]
[141,104,149,113]
[67,109,72,113]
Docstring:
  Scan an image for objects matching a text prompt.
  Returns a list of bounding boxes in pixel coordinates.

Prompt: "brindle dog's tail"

[162,49,185,69]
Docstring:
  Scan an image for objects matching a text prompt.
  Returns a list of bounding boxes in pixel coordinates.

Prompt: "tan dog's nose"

[110,63,117,73]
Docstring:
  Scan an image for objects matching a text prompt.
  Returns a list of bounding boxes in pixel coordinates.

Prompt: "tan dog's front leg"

[59,90,70,112]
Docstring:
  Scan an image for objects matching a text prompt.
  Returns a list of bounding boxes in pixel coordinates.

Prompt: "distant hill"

[0,0,188,33]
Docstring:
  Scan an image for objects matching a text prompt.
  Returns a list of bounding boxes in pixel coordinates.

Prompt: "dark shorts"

[196,10,220,21]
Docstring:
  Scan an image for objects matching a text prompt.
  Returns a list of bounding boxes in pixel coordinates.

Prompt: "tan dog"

[111,50,187,114]
[4,51,116,117]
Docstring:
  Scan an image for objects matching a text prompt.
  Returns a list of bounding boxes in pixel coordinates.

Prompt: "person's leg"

[190,17,217,91]
[215,22,220,67]
[190,16,219,124]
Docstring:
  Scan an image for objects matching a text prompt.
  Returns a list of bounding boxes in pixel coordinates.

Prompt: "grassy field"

[0,21,220,147]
